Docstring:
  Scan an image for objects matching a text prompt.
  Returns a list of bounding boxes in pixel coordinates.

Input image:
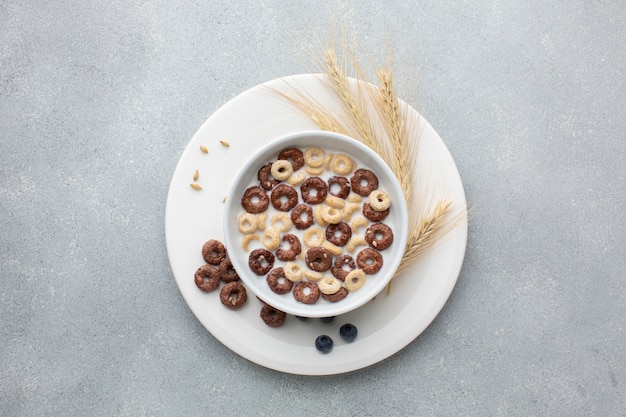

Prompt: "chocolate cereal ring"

[260,303,287,327]
[322,286,349,302]
[356,247,384,275]
[257,162,279,191]
[290,203,314,230]
[350,168,379,196]
[266,267,293,295]
[202,239,227,265]
[218,257,239,283]
[325,222,352,247]
[327,176,351,199]
[278,147,305,171]
[293,281,321,304]
[194,264,220,292]
[365,223,394,251]
[331,254,356,281]
[305,247,333,272]
[242,186,270,214]
[220,281,247,309]
[276,233,301,261]
[270,184,298,212]
[300,177,328,205]
[248,248,275,275]
[363,202,389,222]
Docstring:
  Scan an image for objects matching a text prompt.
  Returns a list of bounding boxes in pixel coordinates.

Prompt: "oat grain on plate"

[200,145,208,153]
[220,140,230,147]
[193,170,199,181]
[190,183,202,190]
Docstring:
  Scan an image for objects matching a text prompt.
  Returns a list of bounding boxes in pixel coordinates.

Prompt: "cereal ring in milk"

[293,281,320,304]
[303,269,324,282]
[284,262,303,282]
[291,203,314,230]
[303,227,325,247]
[238,213,257,234]
[368,189,391,211]
[318,276,342,295]
[256,213,267,231]
[350,216,369,233]
[344,269,366,291]
[262,227,281,250]
[322,240,343,256]
[278,147,305,171]
[320,205,343,224]
[365,223,394,251]
[342,203,362,221]
[324,153,334,170]
[241,234,259,251]
[304,147,325,168]
[270,159,293,181]
[313,205,328,227]
[331,153,354,175]
[346,236,367,254]
[305,165,324,176]
[271,213,292,232]
[325,195,345,209]
[287,171,306,186]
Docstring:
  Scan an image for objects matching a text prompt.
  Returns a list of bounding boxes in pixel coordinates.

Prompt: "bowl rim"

[223,130,409,317]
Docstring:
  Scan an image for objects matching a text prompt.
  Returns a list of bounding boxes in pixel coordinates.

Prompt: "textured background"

[1,1,625,416]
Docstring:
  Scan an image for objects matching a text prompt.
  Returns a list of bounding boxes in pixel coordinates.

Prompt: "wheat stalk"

[323,47,389,161]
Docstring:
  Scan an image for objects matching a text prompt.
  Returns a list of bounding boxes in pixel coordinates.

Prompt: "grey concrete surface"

[1,1,625,416]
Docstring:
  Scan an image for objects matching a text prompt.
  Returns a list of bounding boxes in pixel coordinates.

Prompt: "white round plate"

[165,74,468,375]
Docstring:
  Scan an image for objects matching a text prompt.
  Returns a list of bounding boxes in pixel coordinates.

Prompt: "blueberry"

[320,316,335,323]
[339,323,358,342]
[295,315,309,321]
[315,335,333,353]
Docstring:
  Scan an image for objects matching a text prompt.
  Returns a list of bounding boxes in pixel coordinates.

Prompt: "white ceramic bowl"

[223,131,408,318]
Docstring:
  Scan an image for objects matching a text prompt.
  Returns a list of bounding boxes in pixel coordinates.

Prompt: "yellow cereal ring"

[322,240,343,256]
[286,171,306,186]
[369,189,391,211]
[241,234,259,252]
[237,213,257,234]
[305,165,324,176]
[325,195,345,209]
[331,153,354,175]
[262,227,281,250]
[284,262,303,282]
[342,203,362,221]
[303,270,324,282]
[270,159,293,181]
[256,213,267,231]
[344,269,366,291]
[271,213,292,232]
[303,227,325,247]
[324,153,334,171]
[350,216,369,233]
[318,276,342,295]
[304,147,325,168]
[346,236,367,254]
[321,205,343,224]
[313,205,328,227]
[347,193,363,203]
